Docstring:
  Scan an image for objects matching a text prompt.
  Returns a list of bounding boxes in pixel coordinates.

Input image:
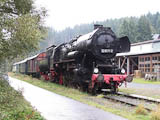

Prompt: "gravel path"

[9,77,127,120]
[121,82,160,89]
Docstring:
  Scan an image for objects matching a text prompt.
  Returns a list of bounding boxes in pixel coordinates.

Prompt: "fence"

[154,65,160,81]
[144,65,160,81]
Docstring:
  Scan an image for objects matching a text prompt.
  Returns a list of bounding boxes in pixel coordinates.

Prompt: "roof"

[27,54,39,61]
[13,59,28,65]
[116,39,160,57]
[13,54,39,65]
[131,39,160,46]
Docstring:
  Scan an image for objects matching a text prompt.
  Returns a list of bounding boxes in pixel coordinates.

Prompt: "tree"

[0,0,47,62]
[136,16,152,42]
[147,12,160,33]
[155,15,160,33]
[38,12,160,52]
[118,18,137,43]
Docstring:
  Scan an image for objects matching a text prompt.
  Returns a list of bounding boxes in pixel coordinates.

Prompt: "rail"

[104,92,160,111]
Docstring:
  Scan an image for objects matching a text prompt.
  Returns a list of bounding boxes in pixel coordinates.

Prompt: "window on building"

[158,56,160,61]
[151,55,160,73]
[139,56,152,74]
[145,57,150,61]
[152,56,158,61]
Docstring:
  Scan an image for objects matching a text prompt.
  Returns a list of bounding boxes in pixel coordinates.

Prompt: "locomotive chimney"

[94,24,103,29]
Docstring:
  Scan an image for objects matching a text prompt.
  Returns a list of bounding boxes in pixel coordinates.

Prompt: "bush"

[0,77,44,120]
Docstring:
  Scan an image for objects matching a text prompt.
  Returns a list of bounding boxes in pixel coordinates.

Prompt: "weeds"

[151,105,160,120]
[135,104,147,115]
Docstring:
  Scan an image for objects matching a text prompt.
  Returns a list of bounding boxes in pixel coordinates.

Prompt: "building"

[116,39,160,77]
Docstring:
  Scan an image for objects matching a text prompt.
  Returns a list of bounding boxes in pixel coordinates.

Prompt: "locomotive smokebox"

[94,24,103,29]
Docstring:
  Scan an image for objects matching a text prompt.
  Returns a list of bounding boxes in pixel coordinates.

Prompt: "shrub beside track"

[0,76,44,120]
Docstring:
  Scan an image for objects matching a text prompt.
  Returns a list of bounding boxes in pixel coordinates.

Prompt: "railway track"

[104,92,160,111]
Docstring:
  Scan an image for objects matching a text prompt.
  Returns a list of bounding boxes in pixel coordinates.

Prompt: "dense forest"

[40,12,160,51]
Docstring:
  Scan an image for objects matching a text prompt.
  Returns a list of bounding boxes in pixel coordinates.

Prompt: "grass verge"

[133,78,160,85]
[9,72,153,120]
[119,87,160,99]
[0,76,44,120]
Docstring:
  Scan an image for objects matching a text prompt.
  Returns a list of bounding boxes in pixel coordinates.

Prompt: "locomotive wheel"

[80,83,88,92]
[91,87,97,95]
[110,82,118,94]
[74,82,87,92]
[40,74,45,81]
[63,76,68,86]
[63,72,68,86]
[75,83,81,91]
[88,82,97,95]
[67,72,74,87]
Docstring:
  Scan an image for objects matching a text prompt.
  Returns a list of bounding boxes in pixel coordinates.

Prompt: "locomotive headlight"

[121,68,125,74]
[94,68,99,74]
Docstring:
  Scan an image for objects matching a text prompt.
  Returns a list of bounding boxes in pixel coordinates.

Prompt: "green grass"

[133,78,160,84]
[119,88,137,94]
[0,76,44,120]
[9,72,153,120]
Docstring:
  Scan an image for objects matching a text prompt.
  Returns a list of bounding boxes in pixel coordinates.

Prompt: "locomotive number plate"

[101,49,113,53]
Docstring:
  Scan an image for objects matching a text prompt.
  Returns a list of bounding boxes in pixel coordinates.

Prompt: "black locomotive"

[13,25,132,94]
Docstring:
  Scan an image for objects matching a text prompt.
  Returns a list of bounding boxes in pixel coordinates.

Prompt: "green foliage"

[40,24,94,50]
[14,0,33,15]
[42,12,160,51]
[119,18,137,43]
[136,16,152,42]
[0,0,33,15]
[0,0,47,62]
[147,12,160,33]
[0,77,44,120]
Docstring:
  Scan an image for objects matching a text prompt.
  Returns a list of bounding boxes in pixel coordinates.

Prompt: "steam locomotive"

[13,25,132,94]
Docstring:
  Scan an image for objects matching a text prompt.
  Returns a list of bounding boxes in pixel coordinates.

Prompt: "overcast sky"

[35,0,160,30]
